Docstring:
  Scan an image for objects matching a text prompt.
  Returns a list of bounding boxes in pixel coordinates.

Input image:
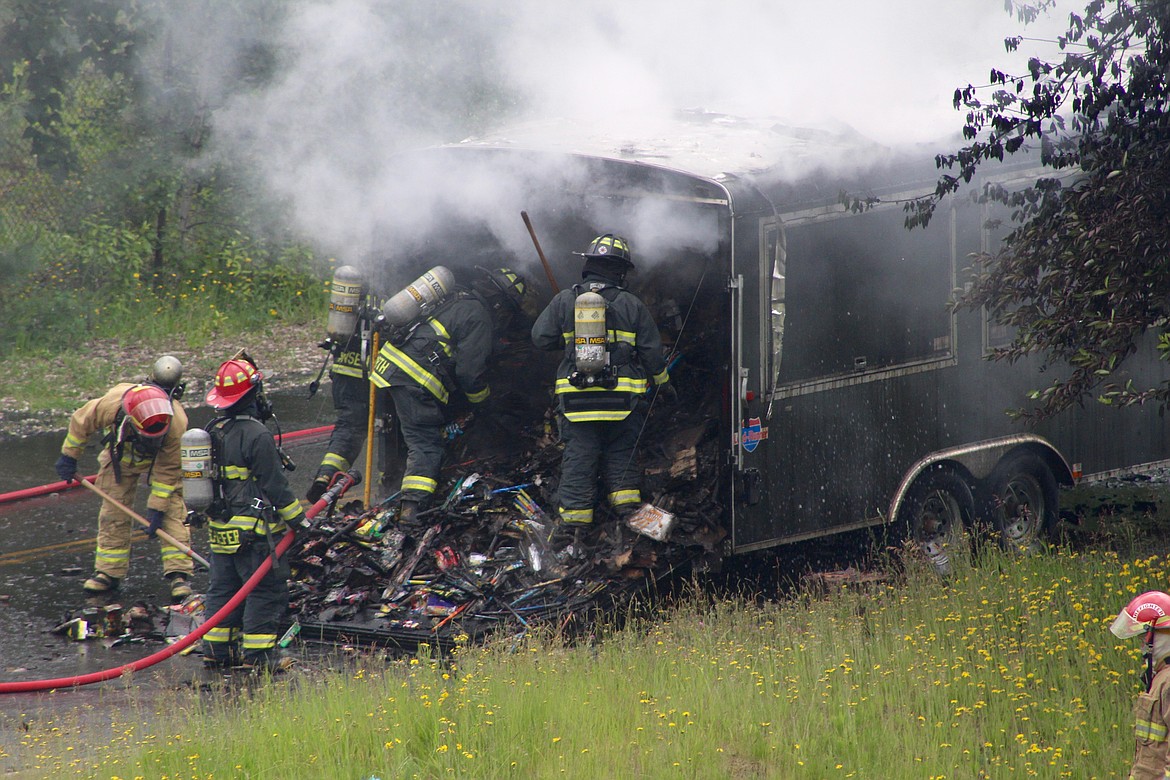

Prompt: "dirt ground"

[0,321,328,442]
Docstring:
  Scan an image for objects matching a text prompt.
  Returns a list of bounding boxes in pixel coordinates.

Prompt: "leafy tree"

[914,0,1170,419]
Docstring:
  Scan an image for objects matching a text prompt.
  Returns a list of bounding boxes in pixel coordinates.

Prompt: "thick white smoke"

[159,0,1073,276]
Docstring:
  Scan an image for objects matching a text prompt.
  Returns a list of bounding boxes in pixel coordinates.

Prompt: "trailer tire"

[898,469,975,577]
[984,452,1058,555]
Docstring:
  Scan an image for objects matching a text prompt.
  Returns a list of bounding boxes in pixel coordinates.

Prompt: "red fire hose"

[0,425,333,506]
[0,470,358,694]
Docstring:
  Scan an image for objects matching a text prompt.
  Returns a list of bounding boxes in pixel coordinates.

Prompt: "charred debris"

[289,280,731,651]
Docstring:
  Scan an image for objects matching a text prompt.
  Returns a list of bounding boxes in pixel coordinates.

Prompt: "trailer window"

[778,207,954,383]
[766,222,785,384]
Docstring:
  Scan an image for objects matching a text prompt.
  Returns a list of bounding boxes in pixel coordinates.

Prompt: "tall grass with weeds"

[19,544,1163,778]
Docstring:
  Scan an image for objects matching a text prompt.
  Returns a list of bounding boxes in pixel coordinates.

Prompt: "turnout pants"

[93,455,192,580]
[314,372,369,482]
[389,384,447,504]
[202,540,291,668]
[556,409,645,524]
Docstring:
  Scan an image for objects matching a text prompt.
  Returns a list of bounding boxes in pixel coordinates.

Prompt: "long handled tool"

[79,478,211,570]
[0,471,360,694]
[364,329,380,507]
[521,210,560,295]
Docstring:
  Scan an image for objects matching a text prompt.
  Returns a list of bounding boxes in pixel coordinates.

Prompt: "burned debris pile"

[287,387,727,650]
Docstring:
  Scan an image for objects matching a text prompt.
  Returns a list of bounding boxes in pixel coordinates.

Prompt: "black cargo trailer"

[360,114,1170,574]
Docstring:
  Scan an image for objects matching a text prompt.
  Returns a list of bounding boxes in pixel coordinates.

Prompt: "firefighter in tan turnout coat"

[1111,591,1170,779]
[54,358,193,600]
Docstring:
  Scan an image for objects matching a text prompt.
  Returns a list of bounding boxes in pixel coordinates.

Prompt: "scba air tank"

[573,291,608,376]
[381,266,455,326]
[180,428,214,511]
[327,265,365,339]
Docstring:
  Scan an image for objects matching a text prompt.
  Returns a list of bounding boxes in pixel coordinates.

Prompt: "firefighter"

[307,265,382,503]
[530,234,675,532]
[54,366,194,600]
[147,354,186,401]
[370,266,529,522]
[200,354,307,672]
[1111,590,1170,779]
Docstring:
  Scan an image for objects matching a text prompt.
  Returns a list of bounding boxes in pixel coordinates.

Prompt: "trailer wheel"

[984,453,1058,554]
[898,469,974,577]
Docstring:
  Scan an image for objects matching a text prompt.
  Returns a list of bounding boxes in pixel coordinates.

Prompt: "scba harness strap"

[204,415,277,554]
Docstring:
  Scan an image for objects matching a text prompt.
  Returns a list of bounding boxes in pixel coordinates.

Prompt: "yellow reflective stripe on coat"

[563,409,632,422]
[466,385,490,404]
[149,480,177,500]
[554,377,648,394]
[1135,717,1169,742]
[64,432,85,449]
[371,344,449,403]
[276,499,303,523]
[331,362,365,379]
[221,465,252,480]
[215,516,263,532]
[322,452,350,471]
[608,329,636,345]
[653,368,670,385]
[429,319,453,356]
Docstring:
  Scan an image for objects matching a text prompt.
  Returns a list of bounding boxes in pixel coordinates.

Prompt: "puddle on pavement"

[0,390,354,771]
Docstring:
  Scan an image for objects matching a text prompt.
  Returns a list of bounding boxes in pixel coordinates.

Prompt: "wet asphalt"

[0,390,349,771]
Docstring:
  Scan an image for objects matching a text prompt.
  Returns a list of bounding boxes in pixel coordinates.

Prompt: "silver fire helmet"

[150,355,184,389]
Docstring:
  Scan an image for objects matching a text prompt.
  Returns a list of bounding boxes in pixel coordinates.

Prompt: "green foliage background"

[0,0,328,355]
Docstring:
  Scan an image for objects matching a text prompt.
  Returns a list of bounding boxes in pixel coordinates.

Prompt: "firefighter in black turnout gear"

[200,355,307,672]
[307,265,382,503]
[371,266,529,522]
[531,234,672,528]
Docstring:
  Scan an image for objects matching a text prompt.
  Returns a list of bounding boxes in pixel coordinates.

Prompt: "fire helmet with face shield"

[121,384,173,439]
[1111,591,1170,639]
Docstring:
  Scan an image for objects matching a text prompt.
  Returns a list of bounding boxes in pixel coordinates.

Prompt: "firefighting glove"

[54,454,78,484]
[306,477,329,505]
[290,513,311,534]
[144,508,165,538]
[184,510,206,529]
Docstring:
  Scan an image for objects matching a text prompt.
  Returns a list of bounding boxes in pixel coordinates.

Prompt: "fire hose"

[0,470,360,694]
[0,425,335,506]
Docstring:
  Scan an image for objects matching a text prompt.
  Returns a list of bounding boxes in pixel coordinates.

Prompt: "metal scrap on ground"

[287,397,727,650]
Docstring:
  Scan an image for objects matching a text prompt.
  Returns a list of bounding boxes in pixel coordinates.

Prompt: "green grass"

[0,291,326,417]
[13,543,1156,779]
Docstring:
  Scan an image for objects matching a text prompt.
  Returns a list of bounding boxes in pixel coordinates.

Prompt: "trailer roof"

[449,109,967,211]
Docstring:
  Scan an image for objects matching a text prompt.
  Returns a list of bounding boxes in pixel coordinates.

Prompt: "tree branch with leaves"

[910,0,1170,420]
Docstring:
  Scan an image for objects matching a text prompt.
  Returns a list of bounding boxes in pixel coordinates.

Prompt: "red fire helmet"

[121,384,173,438]
[1111,591,1170,639]
[205,358,264,410]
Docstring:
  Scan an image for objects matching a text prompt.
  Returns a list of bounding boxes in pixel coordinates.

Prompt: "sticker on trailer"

[740,417,768,452]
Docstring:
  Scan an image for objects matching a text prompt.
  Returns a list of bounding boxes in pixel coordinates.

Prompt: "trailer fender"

[887,434,1074,526]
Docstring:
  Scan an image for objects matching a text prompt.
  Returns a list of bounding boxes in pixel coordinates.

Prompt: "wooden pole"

[364,329,380,508]
[521,211,560,295]
[79,478,210,569]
